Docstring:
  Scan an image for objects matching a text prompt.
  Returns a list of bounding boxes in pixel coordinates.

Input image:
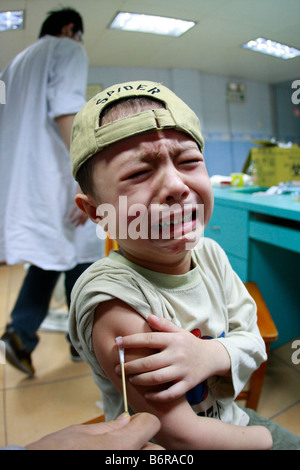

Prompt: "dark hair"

[76,97,165,199]
[38,8,83,38]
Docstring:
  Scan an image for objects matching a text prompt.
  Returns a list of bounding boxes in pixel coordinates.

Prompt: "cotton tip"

[118,347,125,363]
[115,336,128,414]
[115,336,125,363]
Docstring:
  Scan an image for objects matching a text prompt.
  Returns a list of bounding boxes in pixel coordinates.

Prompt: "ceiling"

[1,0,300,84]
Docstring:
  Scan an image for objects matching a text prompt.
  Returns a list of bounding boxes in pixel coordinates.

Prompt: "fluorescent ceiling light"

[0,10,24,32]
[109,12,195,37]
[242,37,300,59]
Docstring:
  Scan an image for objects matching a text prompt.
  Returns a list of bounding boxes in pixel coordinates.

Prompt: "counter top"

[213,187,300,222]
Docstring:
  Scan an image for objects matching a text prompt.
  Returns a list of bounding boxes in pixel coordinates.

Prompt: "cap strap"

[94,109,177,148]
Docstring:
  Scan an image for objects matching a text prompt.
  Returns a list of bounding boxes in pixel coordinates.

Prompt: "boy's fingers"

[144,381,185,402]
[117,332,169,349]
[147,315,182,333]
[115,316,182,349]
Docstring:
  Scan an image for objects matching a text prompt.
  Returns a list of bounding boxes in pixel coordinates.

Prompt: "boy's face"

[84,129,213,274]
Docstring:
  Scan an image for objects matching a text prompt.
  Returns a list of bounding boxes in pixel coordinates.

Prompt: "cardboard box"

[243,141,300,187]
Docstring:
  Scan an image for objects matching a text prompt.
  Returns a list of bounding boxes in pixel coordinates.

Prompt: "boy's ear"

[75,193,100,224]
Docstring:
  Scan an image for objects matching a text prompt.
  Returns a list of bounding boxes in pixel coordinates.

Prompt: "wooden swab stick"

[116,336,128,414]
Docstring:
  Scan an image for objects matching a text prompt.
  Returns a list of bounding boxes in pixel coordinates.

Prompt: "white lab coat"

[0,36,103,270]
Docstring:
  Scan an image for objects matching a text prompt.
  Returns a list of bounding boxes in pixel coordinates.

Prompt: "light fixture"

[109,12,195,37]
[242,37,300,59]
[0,10,24,32]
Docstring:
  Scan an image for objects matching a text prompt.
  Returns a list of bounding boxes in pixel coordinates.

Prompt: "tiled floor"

[0,264,102,448]
[1,263,300,448]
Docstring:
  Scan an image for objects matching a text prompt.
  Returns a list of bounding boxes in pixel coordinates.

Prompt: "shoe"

[1,330,35,377]
[70,344,82,362]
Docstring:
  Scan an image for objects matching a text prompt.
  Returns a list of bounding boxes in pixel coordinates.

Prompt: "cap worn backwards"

[70,80,204,179]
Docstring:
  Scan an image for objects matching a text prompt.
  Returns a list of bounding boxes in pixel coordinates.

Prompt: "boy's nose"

[158,167,190,204]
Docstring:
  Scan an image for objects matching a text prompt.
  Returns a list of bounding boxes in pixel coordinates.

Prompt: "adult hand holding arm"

[26,412,163,450]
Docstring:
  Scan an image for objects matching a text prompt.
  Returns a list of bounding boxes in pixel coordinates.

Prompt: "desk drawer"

[206,205,248,259]
[249,214,300,253]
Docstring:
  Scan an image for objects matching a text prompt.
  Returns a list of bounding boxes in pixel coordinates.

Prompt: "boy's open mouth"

[158,210,195,230]
[151,207,198,238]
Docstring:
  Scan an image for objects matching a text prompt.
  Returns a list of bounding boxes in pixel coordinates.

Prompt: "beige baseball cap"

[70,80,204,179]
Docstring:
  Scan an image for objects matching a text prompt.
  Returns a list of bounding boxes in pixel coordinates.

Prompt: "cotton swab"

[115,336,128,414]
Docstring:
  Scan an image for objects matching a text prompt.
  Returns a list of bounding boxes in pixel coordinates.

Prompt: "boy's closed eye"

[120,164,152,181]
[178,158,202,168]
[126,169,151,180]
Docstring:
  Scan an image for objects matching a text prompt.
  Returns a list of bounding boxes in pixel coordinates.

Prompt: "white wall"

[88,66,274,175]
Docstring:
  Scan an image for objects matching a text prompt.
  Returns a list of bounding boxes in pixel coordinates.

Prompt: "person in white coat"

[0,8,103,376]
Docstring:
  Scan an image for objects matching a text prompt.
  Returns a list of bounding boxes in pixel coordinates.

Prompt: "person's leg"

[241,406,300,450]
[8,265,60,352]
[1,265,60,376]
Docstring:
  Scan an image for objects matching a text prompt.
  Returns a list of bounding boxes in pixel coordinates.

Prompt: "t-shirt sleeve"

[210,241,268,399]
[69,259,169,367]
[47,39,88,120]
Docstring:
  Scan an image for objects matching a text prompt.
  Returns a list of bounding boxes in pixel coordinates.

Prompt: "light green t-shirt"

[69,238,266,425]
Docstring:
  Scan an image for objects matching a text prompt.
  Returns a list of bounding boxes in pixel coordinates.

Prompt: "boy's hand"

[115,315,231,402]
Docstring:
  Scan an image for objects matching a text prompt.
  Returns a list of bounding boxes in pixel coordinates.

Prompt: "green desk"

[206,188,300,347]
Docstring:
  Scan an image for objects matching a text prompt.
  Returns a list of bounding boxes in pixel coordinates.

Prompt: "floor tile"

[0,391,4,447]
[272,336,300,372]
[271,402,300,436]
[4,375,101,448]
[258,354,300,418]
[3,331,92,389]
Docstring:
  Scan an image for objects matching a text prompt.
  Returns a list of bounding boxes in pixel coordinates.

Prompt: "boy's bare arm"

[92,299,272,450]
[116,314,231,402]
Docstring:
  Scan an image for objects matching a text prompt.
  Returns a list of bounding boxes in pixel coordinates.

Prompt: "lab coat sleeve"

[47,38,88,120]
